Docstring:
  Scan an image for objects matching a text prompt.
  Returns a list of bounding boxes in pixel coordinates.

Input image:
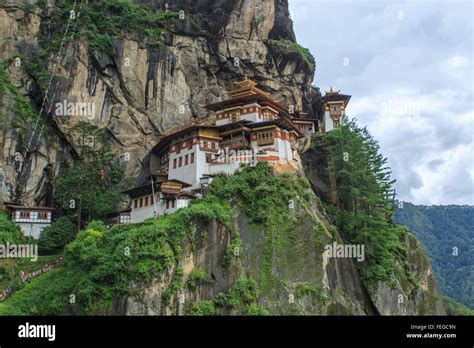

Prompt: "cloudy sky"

[289,0,473,205]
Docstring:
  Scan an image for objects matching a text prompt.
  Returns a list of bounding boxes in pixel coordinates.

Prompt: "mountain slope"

[394,203,474,309]
[0,0,314,205]
[0,164,445,315]
[0,0,446,316]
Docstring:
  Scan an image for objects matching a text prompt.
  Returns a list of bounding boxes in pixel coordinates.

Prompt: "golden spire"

[325,86,340,96]
[233,76,257,89]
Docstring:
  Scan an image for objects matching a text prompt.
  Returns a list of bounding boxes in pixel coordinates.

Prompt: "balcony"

[257,138,274,146]
[220,136,249,150]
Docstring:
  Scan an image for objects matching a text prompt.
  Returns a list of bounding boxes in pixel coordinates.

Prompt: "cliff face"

[124,190,375,315]
[0,0,314,204]
[0,1,445,315]
[119,176,444,316]
[301,145,446,315]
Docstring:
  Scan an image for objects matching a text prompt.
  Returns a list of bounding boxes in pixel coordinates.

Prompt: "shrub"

[0,212,23,244]
[187,267,209,288]
[86,220,106,233]
[38,217,76,254]
[213,278,267,315]
[185,300,215,316]
[267,39,315,72]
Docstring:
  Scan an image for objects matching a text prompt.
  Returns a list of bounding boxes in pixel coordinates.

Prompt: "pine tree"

[316,118,406,285]
[54,121,124,232]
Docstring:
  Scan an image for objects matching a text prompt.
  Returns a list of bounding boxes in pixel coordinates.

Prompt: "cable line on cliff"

[15,1,80,203]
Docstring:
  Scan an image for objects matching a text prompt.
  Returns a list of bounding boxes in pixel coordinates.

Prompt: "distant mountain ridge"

[394,203,474,309]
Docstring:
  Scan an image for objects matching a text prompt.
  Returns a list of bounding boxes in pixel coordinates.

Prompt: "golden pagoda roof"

[227,77,269,98]
[206,78,291,116]
[324,86,341,96]
[162,117,215,137]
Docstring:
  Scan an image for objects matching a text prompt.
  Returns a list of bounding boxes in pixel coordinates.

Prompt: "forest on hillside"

[394,203,474,309]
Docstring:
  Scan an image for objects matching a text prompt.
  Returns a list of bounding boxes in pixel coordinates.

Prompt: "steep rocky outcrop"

[124,191,375,315]
[0,0,314,205]
[301,146,446,315]
[0,0,445,315]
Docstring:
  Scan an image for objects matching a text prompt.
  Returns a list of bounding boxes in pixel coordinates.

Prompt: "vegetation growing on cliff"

[442,296,474,315]
[54,121,124,232]
[267,39,315,73]
[42,0,179,54]
[0,199,232,315]
[0,163,314,315]
[206,163,327,313]
[313,119,412,289]
[185,278,269,316]
[0,212,23,245]
[394,203,474,309]
[207,163,311,225]
[38,216,76,255]
[0,62,37,132]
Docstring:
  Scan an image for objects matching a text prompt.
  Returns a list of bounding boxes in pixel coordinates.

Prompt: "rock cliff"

[0,0,314,204]
[0,0,445,315]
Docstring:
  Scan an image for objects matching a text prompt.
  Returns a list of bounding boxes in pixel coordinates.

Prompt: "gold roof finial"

[325,86,340,95]
[234,76,256,87]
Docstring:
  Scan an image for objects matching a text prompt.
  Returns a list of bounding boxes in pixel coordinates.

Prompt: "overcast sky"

[289,0,473,205]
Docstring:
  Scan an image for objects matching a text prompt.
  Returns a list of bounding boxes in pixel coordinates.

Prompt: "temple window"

[185,154,189,165]
[257,131,274,145]
[179,157,182,167]
[190,152,195,164]
[173,158,177,169]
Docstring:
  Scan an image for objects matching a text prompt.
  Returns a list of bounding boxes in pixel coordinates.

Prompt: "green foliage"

[207,162,309,225]
[2,164,311,315]
[185,300,215,316]
[214,278,268,315]
[54,121,124,230]
[311,86,320,94]
[254,14,265,24]
[207,162,312,295]
[315,120,407,287]
[394,203,474,309]
[0,267,83,315]
[46,0,179,54]
[295,283,328,305]
[38,216,76,255]
[0,199,232,314]
[0,212,23,244]
[242,303,269,315]
[267,39,315,72]
[442,296,474,315]
[163,266,183,305]
[0,62,37,132]
[86,220,106,233]
[0,255,57,292]
[187,267,209,288]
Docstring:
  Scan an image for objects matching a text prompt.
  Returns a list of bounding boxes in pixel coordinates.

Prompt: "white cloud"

[289,0,474,204]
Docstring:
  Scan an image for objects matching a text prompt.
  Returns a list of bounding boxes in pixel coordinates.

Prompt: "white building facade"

[6,205,54,239]
[121,79,349,224]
